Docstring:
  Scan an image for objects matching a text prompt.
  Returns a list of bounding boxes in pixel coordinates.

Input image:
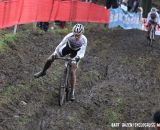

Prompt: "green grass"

[0,61,65,107]
[18,115,32,125]
[50,27,71,36]
[3,33,17,43]
[105,109,119,123]
[0,33,17,50]
[104,97,125,125]
[67,111,81,123]
[80,70,102,87]
[0,84,31,105]
[120,55,152,69]
[136,56,152,68]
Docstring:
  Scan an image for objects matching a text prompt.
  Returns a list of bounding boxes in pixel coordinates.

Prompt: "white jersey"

[146,11,160,25]
[54,32,87,59]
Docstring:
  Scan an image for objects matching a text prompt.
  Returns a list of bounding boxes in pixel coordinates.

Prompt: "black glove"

[53,54,58,60]
[75,57,80,62]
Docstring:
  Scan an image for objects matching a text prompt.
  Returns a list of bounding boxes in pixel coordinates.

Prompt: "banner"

[0,0,110,29]
[109,7,142,30]
[109,7,160,35]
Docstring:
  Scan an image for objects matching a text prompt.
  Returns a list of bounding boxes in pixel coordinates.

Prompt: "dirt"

[0,24,160,130]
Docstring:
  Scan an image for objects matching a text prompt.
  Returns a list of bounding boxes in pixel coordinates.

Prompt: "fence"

[0,0,109,29]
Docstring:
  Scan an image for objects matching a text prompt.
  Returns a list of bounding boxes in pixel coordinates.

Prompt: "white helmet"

[151,7,157,12]
[72,24,84,35]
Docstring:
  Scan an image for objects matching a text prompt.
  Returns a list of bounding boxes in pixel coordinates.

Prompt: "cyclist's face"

[74,34,81,40]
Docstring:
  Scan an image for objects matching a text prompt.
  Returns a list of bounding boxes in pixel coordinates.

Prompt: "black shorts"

[61,43,80,58]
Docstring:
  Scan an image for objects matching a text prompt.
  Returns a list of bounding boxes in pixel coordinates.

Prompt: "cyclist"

[34,23,87,101]
[153,110,160,130]
[146,7,160,39]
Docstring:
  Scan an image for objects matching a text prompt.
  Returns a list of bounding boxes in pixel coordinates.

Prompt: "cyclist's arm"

[54,33,72,55]
[155,12,160,25]
[76,37,87,59]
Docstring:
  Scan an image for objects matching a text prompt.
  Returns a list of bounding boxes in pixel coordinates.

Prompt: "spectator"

[122,0,128,6]
[137,7,143,21]
[120,0,128,12]
[105,0,111,9]
[118,0,123,5]
[92,0,97,4]
[105,0,119,9]
[54,21,66,29]
[129,0,140,13]
[82,0,97,3]
[37,22,49,32]
[127,0,135,11]
[84,0,92,2]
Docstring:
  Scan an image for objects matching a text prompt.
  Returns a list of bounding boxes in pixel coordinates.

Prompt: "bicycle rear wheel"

[149,27,155,47]
[59,68,67,106]
[149,38,153,47]
[149,31,153,46]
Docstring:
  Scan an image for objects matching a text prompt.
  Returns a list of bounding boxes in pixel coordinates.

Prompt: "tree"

[142,0,152,18]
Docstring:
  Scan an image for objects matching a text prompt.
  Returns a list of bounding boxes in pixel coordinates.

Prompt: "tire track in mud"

[1,29,160,130]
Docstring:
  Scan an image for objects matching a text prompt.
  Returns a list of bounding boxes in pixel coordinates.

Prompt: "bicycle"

[147,22,156,47]
[56,57,74,106]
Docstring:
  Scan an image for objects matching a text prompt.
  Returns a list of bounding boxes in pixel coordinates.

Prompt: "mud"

[0,25,160,130]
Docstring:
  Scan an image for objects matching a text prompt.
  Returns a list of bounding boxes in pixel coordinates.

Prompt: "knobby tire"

[59,65,71,106]
[59,68,67,106]
[148,26,155,47]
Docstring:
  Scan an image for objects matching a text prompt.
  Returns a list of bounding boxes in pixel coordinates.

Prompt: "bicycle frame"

[56,57,73,106]
[148,23,156,46]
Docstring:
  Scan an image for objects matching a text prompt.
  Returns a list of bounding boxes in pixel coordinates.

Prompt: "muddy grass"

[0,24,160,130]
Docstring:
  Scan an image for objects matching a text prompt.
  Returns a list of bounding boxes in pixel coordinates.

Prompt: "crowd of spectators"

[36,0,160,32]
[36,21,66,32]
[105,0,141,13]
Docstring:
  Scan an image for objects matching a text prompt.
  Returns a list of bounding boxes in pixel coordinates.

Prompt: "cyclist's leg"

[70,62,78,100]
[69,50,80,100]
[34,53,57,78]
[147,21,152,39]
[42,53,56,72]
[34,44,68,78]
[153,22,157,40]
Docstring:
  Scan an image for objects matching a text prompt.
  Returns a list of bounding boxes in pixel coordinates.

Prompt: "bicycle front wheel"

[149,27,155,47]
[59,68,67,106]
